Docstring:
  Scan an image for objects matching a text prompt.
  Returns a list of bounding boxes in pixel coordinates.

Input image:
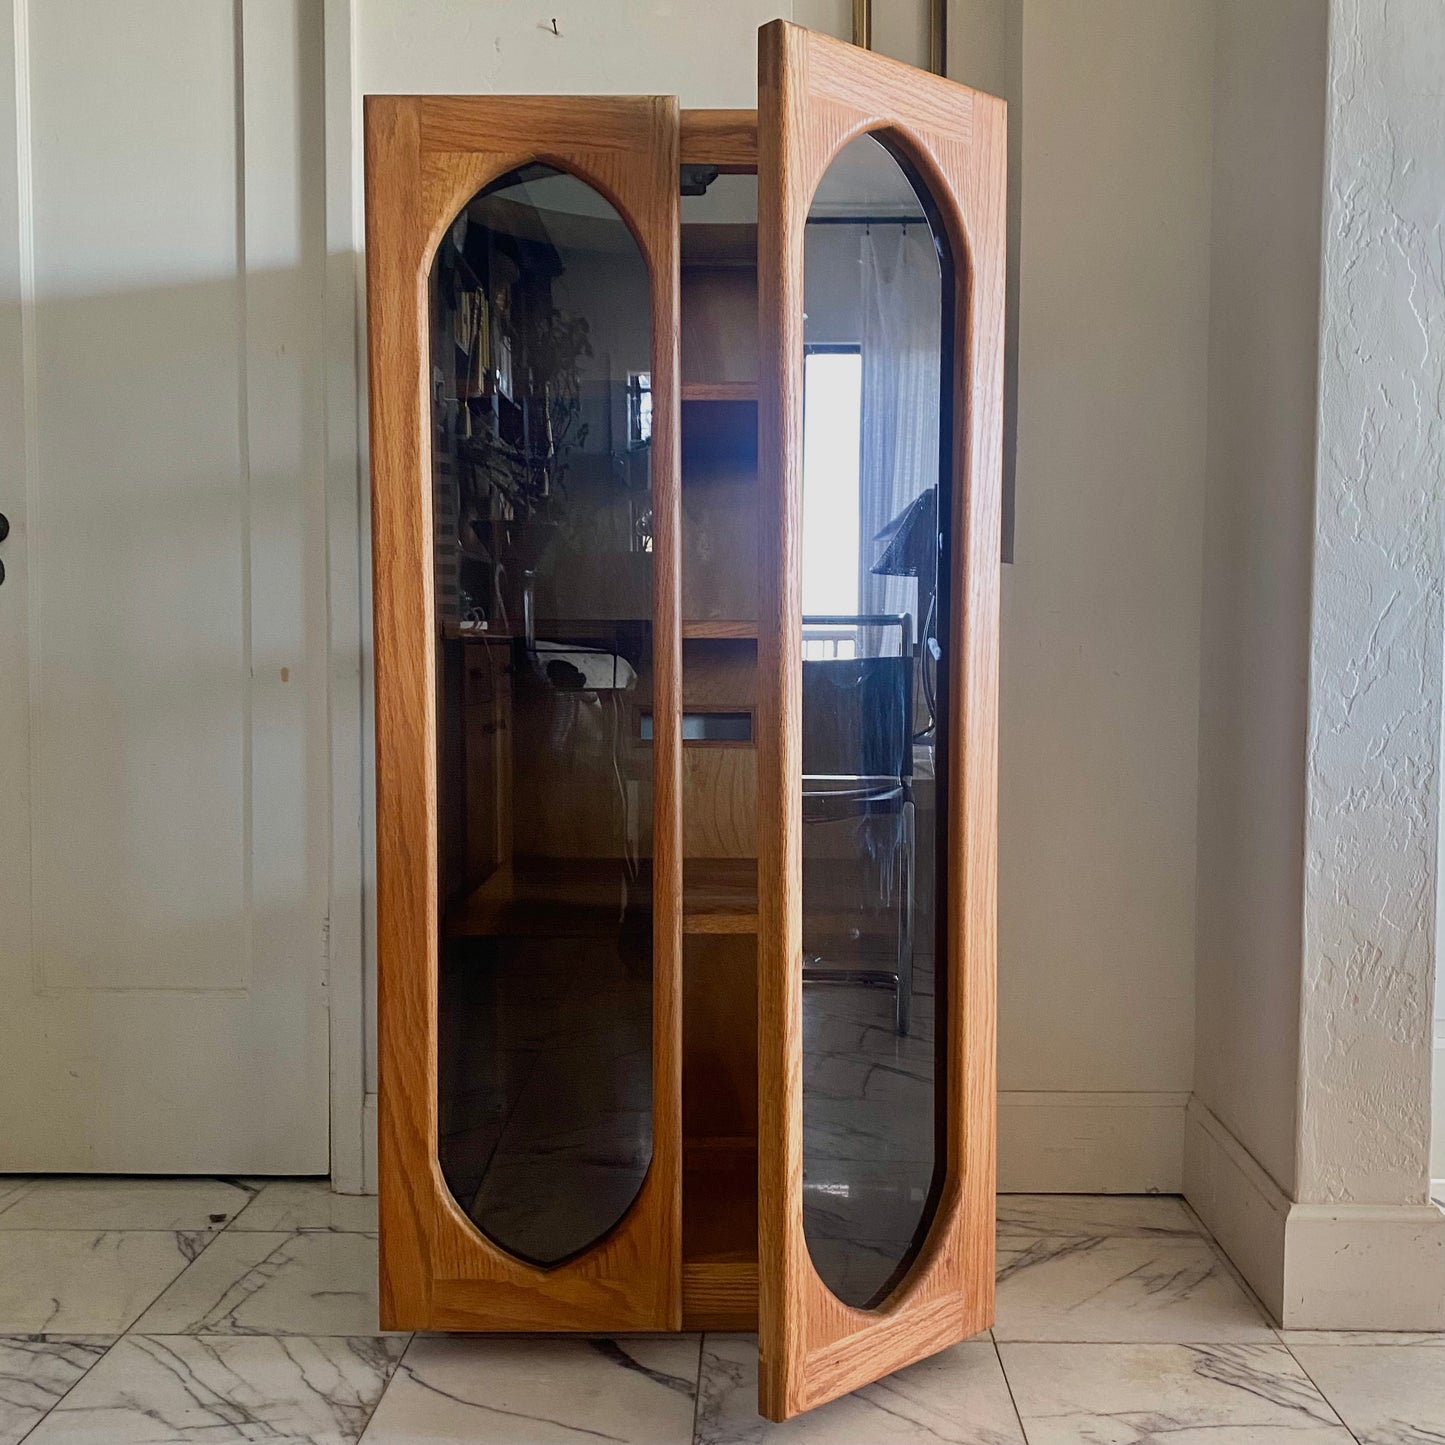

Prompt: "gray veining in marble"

[0,1177,256,1232]
[1000,1341,1353,1444]
[0,1231,201,1334]
[3,1182,1443,1445]
[25,1334,405,1445]
[1290,1342,1445,1444]
[133,1231,383,1336]
[695,1333,1023,1444]
[996,1193,1200,1239]
[360,1333,701,1444]
[994,1235,1275,1342]
[0,1335,110,1445]
[231,1181,378,1234]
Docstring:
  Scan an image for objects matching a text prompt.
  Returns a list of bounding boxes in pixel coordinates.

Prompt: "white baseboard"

[1185,1095,1445,1329]
[1284,1202,1445,1330]
[999,1090,1187,1194]
[1184,1096,1291,1317]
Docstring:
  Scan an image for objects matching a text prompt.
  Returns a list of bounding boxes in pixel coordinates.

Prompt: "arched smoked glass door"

[756,22,1006,1420]
[429,165,656,1268]
[366,95,681,1333]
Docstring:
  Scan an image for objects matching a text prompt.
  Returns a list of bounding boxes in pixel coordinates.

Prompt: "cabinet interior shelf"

[682,380,758,402]
[444,619,756,641]
[682,620,757,640]
[445,857,759,939]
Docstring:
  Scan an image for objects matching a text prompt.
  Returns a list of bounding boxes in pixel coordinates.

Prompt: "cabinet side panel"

[366,94,435,1329]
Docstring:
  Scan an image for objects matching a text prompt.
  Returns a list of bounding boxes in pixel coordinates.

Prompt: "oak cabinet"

[365,20,1004,1421]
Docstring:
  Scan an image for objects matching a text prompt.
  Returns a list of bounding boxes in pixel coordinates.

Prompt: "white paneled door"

[0,0,330,1171]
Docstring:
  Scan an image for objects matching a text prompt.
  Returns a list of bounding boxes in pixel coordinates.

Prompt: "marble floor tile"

[1290,1343,1445,1444]
[360,1332,701,1444]
[231,1181,378,1234]
[133,1231,384,1336]
[25,1334,405,1445]
[0,1176,256,1231]
[994,1235,1274,1342]
[0,1335,111,1445]
[695,1333,1023,1444]
[996,1193,1200,1239]
[1278,1329,1445,1346]
[999,1341,1352,1444]
[0,1231,201,1333]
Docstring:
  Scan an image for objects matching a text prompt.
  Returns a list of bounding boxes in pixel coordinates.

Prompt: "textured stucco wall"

[1298,0,1445,1205]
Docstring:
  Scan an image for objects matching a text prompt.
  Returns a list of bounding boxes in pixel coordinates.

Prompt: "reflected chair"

[800,614,915,1035]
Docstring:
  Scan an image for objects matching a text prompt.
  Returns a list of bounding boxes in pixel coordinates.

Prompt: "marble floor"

[0,1176,1441,1444]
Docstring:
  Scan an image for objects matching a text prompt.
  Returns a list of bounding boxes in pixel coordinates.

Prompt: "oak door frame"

[755,21,1005,1419]
[364,94,683,1332]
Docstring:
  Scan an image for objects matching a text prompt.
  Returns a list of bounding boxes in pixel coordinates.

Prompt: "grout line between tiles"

[690,1331,705,1444]
[1279,1340,1364,1445]
[13,1334,125,1445]
[354,1330,415,1443]
[990,1333,1030,1445]
[114,1225,234,1337]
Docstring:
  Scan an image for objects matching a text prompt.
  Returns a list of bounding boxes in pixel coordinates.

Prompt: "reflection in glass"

[800,135,950,1308]
[429,166,654,1266]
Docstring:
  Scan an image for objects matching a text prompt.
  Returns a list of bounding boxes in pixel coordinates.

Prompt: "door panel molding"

[755,20,1005,1419]
[365,94,683,1331]
[0,0,329,1173]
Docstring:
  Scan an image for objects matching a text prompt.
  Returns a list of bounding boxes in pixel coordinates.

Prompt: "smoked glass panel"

[799,134,951,1308]
[429,166,654,1267]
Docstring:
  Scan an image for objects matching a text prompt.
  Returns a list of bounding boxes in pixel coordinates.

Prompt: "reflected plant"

[460,307,593,522]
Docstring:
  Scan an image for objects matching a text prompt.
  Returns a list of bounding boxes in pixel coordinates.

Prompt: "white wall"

[1191,0,1327,1200]
[998,0,1214,1188]
[1186,0,1445,1330]
[344,0,1222,1194]
[356,1,793,103]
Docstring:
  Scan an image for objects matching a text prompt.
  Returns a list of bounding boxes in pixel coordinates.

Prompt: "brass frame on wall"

[851,0,948,76]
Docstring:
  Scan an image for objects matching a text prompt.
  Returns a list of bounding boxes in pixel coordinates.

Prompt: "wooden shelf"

[682,1138,758,1330]
[446,857,758,939]
[683,858,757,935]
[682,380,758,403]
[682,620,757,640]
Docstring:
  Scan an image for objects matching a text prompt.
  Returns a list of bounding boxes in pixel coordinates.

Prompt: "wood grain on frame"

[754,21,1006,1420]
[680,108,758,171]
[365,94,683,1332]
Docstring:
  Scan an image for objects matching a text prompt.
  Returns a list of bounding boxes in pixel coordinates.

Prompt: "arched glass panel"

[429,165,654,1267]
[799,133,951,1308]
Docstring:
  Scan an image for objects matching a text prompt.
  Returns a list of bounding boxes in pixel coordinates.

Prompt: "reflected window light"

[801,348,862,651]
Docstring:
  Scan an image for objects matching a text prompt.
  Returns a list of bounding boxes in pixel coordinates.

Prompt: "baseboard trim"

[1183,1096,1291,1317]
[1284,1203,1445,1330]
[1185,1095,1445,1329]
[999,1090,1187,1194]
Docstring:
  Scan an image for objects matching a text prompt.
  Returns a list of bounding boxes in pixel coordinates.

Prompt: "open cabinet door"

[755,22,1005,1418]
[366,96,682,1331]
